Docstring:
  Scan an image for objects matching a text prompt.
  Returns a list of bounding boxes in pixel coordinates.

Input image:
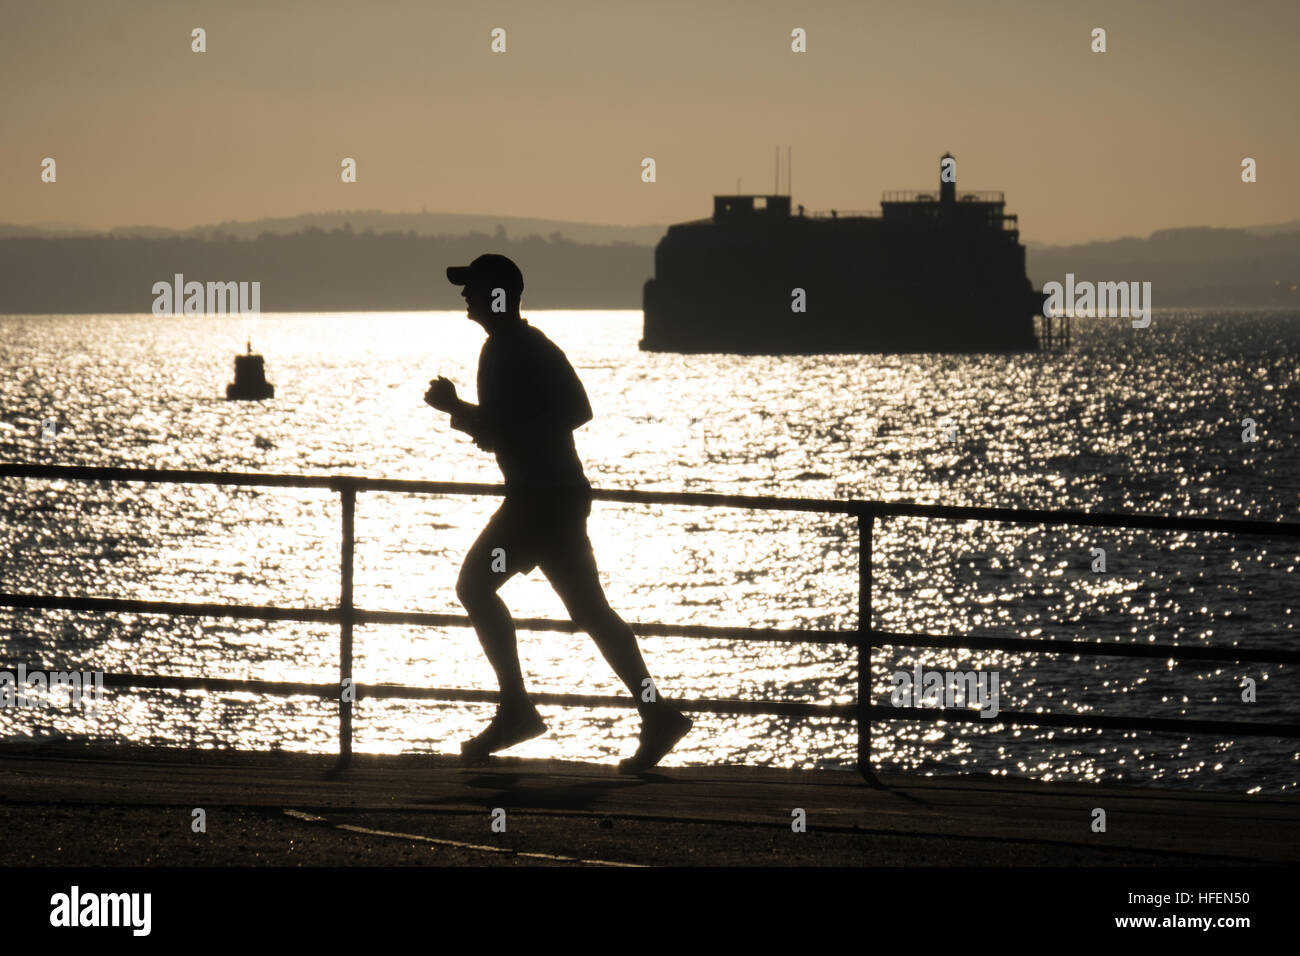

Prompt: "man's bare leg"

[543,555,692,772]
[455,537,546,761]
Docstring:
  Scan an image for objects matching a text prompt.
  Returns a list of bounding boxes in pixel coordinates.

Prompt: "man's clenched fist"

[425,376,458,412]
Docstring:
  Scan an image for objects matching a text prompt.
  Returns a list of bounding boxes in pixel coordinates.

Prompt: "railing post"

[336,482,356,769]
[857,507,880,785]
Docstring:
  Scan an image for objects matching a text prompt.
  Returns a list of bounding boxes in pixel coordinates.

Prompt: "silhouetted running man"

[425,254,692,772]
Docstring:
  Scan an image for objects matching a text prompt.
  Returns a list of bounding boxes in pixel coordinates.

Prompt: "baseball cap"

[446,253,524,295]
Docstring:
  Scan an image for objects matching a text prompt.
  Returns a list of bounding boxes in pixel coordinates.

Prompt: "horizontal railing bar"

[360,685,851,718]
[98,672,333,697]
[0,592,339,625]
[873,628,1300,665]
[590,486,856,515]
[0,463,853,514]
[3,594,1295,663]
[5,463,1298,535]
[355,609,849,645]
[0,593,847,645]
[36,671,849,719]
[13,669,1295,737]
[870,500,1300,537]
[364,479,858,516]
[0,462,349,492]
[871,705,1300,739]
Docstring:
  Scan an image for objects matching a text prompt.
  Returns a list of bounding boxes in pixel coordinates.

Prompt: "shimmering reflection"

[1,309,1296,792]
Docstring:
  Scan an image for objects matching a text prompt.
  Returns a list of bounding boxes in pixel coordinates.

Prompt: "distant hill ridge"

[1023,225,1300,306]
[5,211,1299,246]
[1,214,1297,310]
[0,210,667,247]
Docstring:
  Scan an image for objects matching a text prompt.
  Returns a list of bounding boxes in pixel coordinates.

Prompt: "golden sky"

[2,0,1296,243]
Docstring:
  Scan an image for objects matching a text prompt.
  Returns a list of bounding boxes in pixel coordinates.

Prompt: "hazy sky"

[2,0,1296,244]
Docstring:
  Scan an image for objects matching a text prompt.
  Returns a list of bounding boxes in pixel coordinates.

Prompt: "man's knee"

[566,593,624,635]
[456,564,495,609]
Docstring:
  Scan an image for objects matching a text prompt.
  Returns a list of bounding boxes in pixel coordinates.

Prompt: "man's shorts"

[477,489,594,577]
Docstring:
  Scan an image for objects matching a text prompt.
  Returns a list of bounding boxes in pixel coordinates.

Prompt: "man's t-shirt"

[457,319,592,494]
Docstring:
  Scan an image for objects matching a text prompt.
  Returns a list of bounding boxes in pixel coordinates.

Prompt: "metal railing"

[881,190,1006,204]
[2,462,1298,782]
[807,210,882,219]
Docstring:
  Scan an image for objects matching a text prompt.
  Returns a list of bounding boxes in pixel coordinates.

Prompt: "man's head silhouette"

[447,253,524,329]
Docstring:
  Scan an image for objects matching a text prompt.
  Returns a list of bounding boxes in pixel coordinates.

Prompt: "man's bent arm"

[448,399,495,450]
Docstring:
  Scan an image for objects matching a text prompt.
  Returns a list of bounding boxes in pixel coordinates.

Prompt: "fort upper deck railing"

[882,190,1007,204]
[2,462,1298,783]
[807,209,881,219]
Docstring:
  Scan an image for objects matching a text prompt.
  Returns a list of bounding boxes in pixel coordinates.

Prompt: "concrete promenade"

[1,741,1295,866]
